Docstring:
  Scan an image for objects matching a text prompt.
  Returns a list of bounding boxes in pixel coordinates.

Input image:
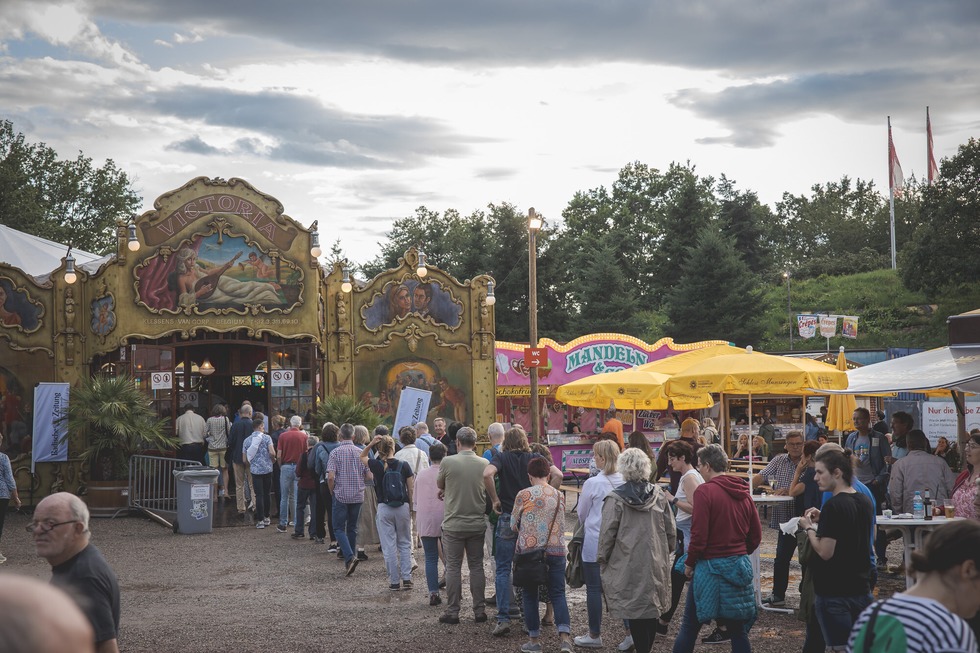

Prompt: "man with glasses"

[30,492,120,653]
[751,430,806,609]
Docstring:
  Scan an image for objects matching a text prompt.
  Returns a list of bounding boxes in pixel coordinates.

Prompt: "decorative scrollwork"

[355,324,471,355]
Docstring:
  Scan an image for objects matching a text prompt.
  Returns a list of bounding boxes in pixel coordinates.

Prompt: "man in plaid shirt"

[327,423,373,576]
[751,430,805,608]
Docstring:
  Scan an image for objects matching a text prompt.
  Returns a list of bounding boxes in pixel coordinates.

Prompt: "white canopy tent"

[817,346,980,395]
[0,223,105,280]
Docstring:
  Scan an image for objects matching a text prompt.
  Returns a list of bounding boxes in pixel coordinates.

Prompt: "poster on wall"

[393,387,432,435]
[32,382,70,472]
[920,401,980,446]
[797,315,818,339]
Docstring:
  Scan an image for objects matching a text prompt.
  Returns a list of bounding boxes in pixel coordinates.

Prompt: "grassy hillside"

[758,270,980,351]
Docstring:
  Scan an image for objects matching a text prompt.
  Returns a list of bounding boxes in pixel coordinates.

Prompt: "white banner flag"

[393,387,432,435]
[819,316,838,339]
[32,382,70,472]
[797,315,818,339]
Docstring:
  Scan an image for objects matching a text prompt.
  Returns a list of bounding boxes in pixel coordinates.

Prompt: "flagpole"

[888,116,897,270]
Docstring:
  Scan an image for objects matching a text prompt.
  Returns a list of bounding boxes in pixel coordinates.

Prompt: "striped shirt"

[848,594,977,653]
[325,441,369,504]
[758,454,800,527]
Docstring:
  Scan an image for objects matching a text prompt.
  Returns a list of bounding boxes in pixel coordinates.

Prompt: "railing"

[128,455,203,527]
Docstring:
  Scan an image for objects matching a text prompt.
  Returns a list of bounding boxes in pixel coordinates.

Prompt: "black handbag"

[512,494,563,588]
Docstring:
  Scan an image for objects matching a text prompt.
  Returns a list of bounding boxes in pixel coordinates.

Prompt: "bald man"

[0,575,95,653]
[31,492,120,653]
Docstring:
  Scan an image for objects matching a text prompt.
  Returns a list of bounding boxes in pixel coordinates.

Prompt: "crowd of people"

[4,400,980,653]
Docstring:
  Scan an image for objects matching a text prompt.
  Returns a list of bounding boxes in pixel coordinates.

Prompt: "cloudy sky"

[2,0,978,263]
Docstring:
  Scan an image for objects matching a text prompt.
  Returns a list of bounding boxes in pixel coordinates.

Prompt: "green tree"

[902,138,980,295]
[0,120,141,254]
[716,176,776,278]
[665,228,764,346]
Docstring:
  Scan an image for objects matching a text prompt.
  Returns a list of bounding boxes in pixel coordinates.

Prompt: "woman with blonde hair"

[701,418,719,445]
[598,448,676,653]
[573,440,626,649]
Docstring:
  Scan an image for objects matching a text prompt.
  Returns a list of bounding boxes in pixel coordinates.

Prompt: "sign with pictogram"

[270,369,295,387]
[524,347,548,368]
[151,372,172,390]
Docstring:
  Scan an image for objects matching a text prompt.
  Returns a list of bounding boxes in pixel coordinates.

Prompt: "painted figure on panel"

[363,279,462,329]
[90,296,116,338]
[136,234,303,313]
[0,278,42,331]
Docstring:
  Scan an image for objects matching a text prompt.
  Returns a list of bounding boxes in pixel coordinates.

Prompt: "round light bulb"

[485,295,496,306]
[416,266,428,278]
[311,246,322,258]
[128,239,140,252]
[64,271,77,284]
[341,281,353,293]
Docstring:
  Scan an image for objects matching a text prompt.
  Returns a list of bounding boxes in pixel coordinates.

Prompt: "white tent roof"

[0,224,104,279]
[819,345,980,395]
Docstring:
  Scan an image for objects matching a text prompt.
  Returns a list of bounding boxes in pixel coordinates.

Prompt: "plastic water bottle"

[912,491,925,519]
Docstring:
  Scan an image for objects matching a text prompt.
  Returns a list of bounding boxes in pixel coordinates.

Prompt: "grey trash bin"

[173,467,220,534]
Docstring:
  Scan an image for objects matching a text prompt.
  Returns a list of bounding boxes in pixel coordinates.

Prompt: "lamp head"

[199,359,215,376]
[528,208,542,232]
[485,280,496,306]
[127,223,140,252]
[416,251,428,278]
[341,266,353,293]
[310,229,322,258]
[64,246,77,284]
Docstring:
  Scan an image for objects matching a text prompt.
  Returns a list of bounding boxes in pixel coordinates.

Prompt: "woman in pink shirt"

[414,441,447,605]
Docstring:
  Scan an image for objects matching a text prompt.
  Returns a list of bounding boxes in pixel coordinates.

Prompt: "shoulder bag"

[513,490,562,588]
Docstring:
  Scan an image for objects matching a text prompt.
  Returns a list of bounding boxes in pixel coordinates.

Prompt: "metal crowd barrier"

[128,455,203,527]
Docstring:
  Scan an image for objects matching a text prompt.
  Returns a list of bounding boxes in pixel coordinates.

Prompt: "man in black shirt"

[31,492,121,653]
[798,448,874,652]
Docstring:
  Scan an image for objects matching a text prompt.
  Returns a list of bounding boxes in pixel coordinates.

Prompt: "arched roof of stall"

[0,224,105,281]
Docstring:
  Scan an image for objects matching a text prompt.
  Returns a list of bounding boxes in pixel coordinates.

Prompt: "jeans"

[278,463,297,528]
[672,583,751,653]
[814,593,872,650]
[494,513,518,623]
[521,555,571,637]
[582,560,603,636]
[332,500,362,563]
[421,536,442,594]
[294,486,315,537]
[772,530,797,598]
[443,529,486,618]
[315,483,335,542]
[377,503,413,585]
[252,473,272,523]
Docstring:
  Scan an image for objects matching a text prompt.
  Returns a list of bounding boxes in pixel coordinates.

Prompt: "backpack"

[382,459,408,507]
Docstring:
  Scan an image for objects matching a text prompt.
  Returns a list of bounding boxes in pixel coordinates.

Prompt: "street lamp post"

[528,208,542,442]
[784,271,793,351]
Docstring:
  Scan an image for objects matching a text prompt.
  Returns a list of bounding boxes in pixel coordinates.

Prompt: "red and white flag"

[927,107,939,185]
[888,117,904,197]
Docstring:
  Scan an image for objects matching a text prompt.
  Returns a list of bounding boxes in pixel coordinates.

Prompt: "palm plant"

[63,374,176,481]
[315,394,384,433]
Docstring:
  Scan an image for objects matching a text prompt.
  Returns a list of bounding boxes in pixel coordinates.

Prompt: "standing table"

[751,494,796,614]
[877,516,966,588]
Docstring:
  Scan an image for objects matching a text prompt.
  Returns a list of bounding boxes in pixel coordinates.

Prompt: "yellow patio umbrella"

[824,347,857,433]
[665,347,849,477]
[555,343,748,411]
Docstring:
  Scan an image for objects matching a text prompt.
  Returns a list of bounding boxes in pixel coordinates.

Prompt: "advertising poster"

[819,316,838,339]
[797,315,818,339]
[842,316,858,339]
[921,401,980,446]
[32,382,70,472]
[393,386,432,435]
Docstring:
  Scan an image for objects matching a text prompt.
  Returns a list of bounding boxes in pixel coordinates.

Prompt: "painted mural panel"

[361,278,463,331]
[0,277,43,333]
[135,233,303,314]
[90,295,116,340]
[358,356,471,426]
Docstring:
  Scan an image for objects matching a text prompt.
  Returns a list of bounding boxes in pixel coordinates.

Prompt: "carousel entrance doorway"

[91,330,320,433]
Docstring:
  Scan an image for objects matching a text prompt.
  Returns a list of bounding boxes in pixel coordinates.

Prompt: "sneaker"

[474,613,488,623]
[345,558,359,577]
[290,532,304,539]
[276,525,287,533]
[762,593,786,608]
[357,550,369,561]
[411,563,419,573]
[255,523,266,529]
[519,643,542,653]
[402,579,413,590]
[430,593,442,606]
[288,520,295,526]
[337,551,344,560]
[0,553,6,564]
[439,614,460,625]
[491,621,511,637]
[574,634,603,648]
[701,628,732,644]
[327,543,339,553]
[617,635,635,651]
[389,583,401,591]
[263,517,271,526]
[560,642,573,653]
[485,592,494,604]
[440,577,447,590]
[314,537,324,544]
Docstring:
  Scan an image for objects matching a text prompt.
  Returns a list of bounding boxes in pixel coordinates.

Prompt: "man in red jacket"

[674,444,761,652]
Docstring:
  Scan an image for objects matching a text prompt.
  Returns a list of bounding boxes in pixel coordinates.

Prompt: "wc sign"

[270,370,295,387]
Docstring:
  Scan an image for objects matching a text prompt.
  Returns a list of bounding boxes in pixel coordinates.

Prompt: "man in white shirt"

[175,404,207,465]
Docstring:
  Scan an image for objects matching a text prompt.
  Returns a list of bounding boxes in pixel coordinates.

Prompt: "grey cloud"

[166,135,222,154]
[475,167,515,180]
[673,69,980,148]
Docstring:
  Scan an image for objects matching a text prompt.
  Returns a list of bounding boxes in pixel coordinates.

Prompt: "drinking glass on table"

[943,499,956,519]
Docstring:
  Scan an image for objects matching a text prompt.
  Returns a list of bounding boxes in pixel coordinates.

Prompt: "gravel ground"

[0,502,907,653]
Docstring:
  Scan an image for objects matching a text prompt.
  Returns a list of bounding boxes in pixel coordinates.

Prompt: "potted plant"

[315,394,384,433]
[63,373,176,514]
